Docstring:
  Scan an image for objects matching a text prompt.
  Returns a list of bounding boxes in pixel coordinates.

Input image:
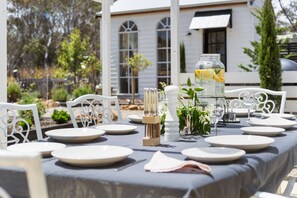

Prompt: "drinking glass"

[158,92,166,115]
[211,102,225,136]
[241,91,256,120]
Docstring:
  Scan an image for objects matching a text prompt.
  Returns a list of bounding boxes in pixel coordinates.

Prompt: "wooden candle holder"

[142,115,160,146]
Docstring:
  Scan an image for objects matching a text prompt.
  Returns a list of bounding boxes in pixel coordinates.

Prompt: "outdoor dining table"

[1,119,297,198]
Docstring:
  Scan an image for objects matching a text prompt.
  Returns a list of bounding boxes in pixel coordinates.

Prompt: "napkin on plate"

[144,151,211,173]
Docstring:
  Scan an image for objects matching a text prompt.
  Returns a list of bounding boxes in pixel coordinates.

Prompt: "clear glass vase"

[195,54,225,105]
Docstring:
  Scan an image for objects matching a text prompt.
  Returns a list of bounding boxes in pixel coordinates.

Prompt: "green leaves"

[238,0,290,72]
[128,54,152,73]
[177,78,210,135]
[51,109,71,124]
[177,106,210,135]
[187,78,192,87]
[180,42,186,73]
[56,28,101,87]
[180,78,204,105]
[258,0,282,92]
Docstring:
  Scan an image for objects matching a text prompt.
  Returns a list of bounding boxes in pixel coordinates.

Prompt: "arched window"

[156,17,171,89]
[119,21,138,94]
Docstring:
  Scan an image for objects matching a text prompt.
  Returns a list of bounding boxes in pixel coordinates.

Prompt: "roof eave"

[96,0,250,17]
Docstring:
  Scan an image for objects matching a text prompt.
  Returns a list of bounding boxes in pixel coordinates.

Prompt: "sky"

[272,0,291,24]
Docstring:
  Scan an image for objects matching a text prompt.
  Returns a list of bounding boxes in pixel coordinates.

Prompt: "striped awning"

[189,9,232,30]
[189,14,231,30]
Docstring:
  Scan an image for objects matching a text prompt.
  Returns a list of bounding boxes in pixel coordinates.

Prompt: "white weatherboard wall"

[0,0,6,103]
[182,4,256,72]
[110,3,258,96]
[111,13,169,96]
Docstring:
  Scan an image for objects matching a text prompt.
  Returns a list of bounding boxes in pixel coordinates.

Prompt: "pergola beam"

[0,0,7,102]
[170,0,180,86]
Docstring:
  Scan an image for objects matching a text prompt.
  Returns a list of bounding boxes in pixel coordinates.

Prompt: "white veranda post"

[93,0,113,96]
[170,0,180,86]
[0,0,7,149]
[0,0,6,103]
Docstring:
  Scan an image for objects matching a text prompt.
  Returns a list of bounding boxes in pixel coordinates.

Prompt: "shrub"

[7,81,22,102]
[51,109,71,124]
[52,88,69,102]
[18,92,46,127]
[72,85,93,98]
[18,119,33,130]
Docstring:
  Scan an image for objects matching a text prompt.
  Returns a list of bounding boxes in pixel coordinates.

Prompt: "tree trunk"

[131,74,135,105]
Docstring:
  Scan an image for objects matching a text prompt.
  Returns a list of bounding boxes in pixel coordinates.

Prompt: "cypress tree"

[258,0,282,91]
[180,42,186,73]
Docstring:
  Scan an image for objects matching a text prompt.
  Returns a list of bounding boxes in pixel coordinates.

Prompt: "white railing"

[180,72,297,113]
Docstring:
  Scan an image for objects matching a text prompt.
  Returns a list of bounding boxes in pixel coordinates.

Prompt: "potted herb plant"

[177,78,211,136]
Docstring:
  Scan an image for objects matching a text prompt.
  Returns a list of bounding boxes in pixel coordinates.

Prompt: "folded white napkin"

[144,151,211,173]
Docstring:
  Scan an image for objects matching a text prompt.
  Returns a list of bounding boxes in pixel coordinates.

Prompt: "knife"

[114,159,146,172]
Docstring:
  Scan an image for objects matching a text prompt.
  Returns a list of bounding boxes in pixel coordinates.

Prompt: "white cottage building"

[105,0,264,97]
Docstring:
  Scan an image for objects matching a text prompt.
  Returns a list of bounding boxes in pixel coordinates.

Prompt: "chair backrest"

[0,187,10,198]
[225,88,286,113]
[0,150,48,198]
[0,103,43,149]
[66,94,123,128]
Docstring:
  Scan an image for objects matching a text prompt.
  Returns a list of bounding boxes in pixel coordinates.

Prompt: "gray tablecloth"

[1,119,297,198]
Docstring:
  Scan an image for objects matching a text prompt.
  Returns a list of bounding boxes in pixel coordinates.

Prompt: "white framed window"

[119,21,138,94]
[156,17,171,89]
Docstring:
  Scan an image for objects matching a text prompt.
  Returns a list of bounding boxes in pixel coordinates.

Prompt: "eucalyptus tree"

[276,0,297,32]
[7,0,101,77]
[57,28,101,89]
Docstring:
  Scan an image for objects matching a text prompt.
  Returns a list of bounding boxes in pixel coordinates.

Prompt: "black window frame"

[203,28,227,71]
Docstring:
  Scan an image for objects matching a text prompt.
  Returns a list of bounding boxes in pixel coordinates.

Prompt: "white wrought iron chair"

[0,103,43,149]
[0,150,48,198]
[66,94,123,128]
[225,88,286,113]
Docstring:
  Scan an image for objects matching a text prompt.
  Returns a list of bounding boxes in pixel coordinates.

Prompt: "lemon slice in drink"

[213,70,225,82]
[201,69,215,80]
[195,69,203,79]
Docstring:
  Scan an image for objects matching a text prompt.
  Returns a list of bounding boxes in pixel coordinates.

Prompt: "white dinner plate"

[45,128,105,143]
[205,135,275,151]
[247,117,297,129]
[181,147,246,163]
[127,114,143,123]
[240,126,285,137]
[7,142,66,157]
[96,124,137,134]
[232,108,255,117]
[261,113,296,120]
[51,145,133,167]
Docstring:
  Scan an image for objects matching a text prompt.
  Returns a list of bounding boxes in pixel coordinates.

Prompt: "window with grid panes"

[119,21,138,93]
[156,17,171,89]
[204,28,227,70]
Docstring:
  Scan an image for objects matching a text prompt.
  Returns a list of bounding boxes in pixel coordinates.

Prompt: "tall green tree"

[238,4,290,72]
[258,0,282,92]
[7,0,100,77]
[57,28,101,88]
[180,42,186,73]
[128,54,152,104]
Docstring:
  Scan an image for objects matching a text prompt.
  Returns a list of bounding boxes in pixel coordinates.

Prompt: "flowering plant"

[177,78,211,135]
